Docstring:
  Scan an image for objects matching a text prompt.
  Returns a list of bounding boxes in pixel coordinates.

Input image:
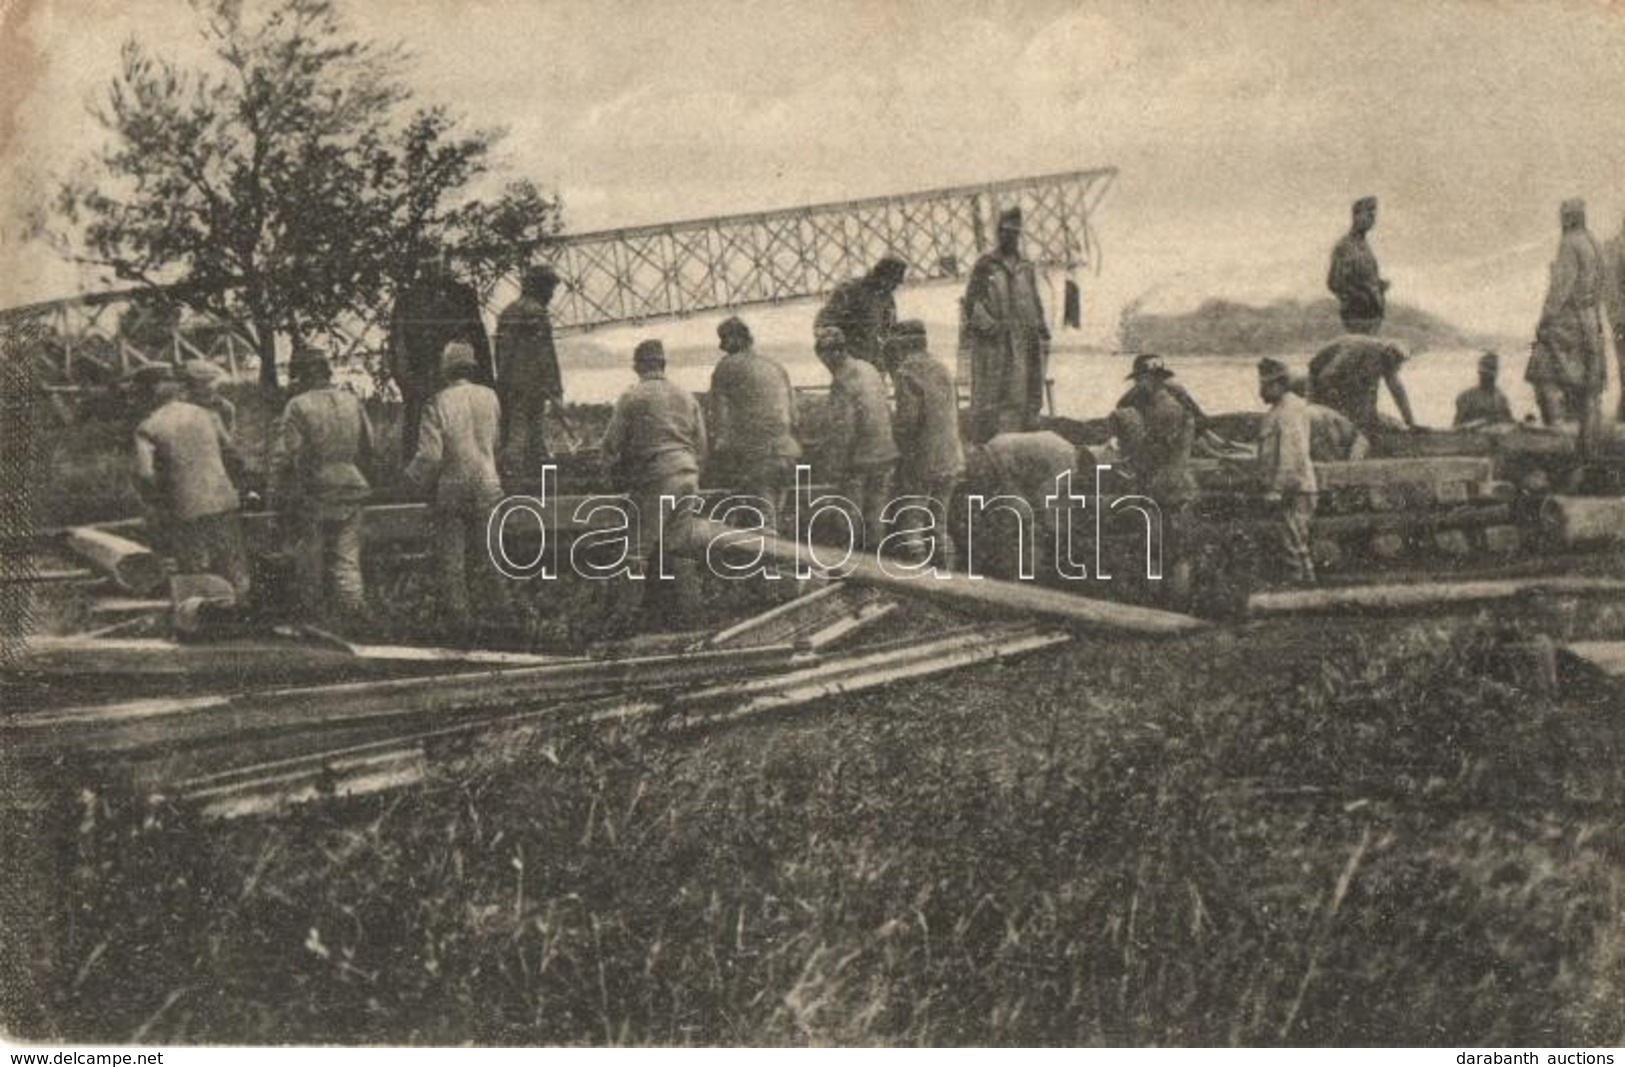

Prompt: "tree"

[55,0,561,391]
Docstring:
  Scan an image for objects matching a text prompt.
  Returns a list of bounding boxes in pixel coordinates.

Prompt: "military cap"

[180,359,223,386]
[1257,356,1291,383]
[997,205,1023,230]
[633,338,666,365]
[1353,196,1378,213]
[814,326,846,352]
[441,340,476,372]
[717,316,752,343]
[1125,353,1174,381]
[1478,351,1499,372]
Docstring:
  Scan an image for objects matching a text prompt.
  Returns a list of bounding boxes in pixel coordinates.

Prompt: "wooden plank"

[678,518,1207,637]
[1540,495,1625,548]
[1561,642,1625,680]
[1249,576,1625,617]
[1313,457,1495,489]
[65,527,166,594]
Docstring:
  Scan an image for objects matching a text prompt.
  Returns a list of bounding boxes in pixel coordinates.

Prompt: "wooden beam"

[65,527,166,594]
[1249,576,1625,617]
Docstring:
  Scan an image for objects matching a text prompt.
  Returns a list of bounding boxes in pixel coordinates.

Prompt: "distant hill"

[1118,297,1482,356]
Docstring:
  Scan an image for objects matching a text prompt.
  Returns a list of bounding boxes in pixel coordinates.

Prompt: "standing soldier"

[887,320,963,567]
[964,206,1050,441]
[134,375,252,600]
[814,326,898,551]
[389,251,492,458]
[815,255,907,370]
[1327,196,1390,335]
[1604,212,1625,418]
[271,349,374,622]
[708,316,800,531]
[180,359,236,434]
[1111,354,1197,602]
[1526,199,1607,455]
[495,263,565,488]
[405,341,505,634]
[601,339,708,623]
[1257,357,1318,586]
[1453,351,1516,428]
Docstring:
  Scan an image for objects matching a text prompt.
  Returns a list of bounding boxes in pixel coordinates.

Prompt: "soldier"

[951,430,1077,580]
[180,359,236,434]
[964,206,1050,441]
[601,339,708,622]
[887,320,963,567]
[815,255,907,370]
[1526,199,1606,455]
[405,341,505,633]
[1453,351,1515,428]
[1307,334,1417,437]
[1257,357,1318,586]
[1327,195,1390,335]
[495,263,565,488]
[389,251,492,458]
[814,326,898,551]
[1110,354,1197,601]
[134,375,252,600]
[1288,375,1370,462]
[1605,212,1625,418]
[708,316,800,532]
[270,349,375,621]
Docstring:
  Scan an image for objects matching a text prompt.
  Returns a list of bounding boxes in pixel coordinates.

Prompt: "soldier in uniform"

[951,430,1076,580]
[180,359,236,434]
[708,316,800,533]
[495,263,565,488]
[887,320,963,567]
[1288,375,1370,462]
[1307,334,1417,437]
[1453,351,1515,428]
[815,255,907,370]
[271,349,375,621]
[964,206,1050,442]
[1526,198,1607,457]
[1110,354,1197,602]
[405,341,505,633]
[601,339,708,623]
[134,375,252,600]
[815,326,898,551]
[1327,195,1390,335]
[1257,357,1318,586]
[389,252,492,458]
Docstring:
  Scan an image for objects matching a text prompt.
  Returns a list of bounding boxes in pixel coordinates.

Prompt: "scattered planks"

[700,582,895,652]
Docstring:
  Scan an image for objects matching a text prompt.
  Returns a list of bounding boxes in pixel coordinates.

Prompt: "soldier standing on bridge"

[134,374,252,601]
[389,251,492,458]
[495,263,565,488]
[406,341,506,635]
[271,349,375,623]
[815,255,907,371]
[1327,196,1390,335]
[1257,358,1318,586]
[964,206,1050,442]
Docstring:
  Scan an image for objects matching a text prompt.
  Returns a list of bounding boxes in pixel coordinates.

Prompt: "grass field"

[25,606,1625,1045]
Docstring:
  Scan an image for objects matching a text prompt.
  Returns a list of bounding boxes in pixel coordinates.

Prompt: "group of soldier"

[121,192,1625,626]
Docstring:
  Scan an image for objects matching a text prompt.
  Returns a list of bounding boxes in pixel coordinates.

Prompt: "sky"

[3,0,1624,344]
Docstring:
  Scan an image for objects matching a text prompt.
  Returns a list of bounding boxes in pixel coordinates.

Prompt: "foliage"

[54,0,562,388]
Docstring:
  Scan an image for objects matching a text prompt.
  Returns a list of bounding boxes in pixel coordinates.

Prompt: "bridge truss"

[1,167,1117,383]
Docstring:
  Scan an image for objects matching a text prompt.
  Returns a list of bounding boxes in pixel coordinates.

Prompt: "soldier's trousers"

[294,506,364,617]
[500,396,553,489]
[173,510,251,601]
[433,504,508,628]
[1276,492,1317,584]
[838,467,895,553]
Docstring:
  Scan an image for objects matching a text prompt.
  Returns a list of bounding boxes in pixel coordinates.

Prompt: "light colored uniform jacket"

[892,350,964,486]
[709,349,800,465]
[407,380,504,512]
[1258,392,1317,495]
[135,399,241,521]
[272,386,374,514]
[601,373,709,490]
[1530,226,1606,391]
[823,358,899,479]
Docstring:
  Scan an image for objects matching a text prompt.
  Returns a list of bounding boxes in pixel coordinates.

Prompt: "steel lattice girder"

[1,167,1116,378]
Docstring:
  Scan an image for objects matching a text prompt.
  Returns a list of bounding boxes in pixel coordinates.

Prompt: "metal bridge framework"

[1,167,1116,383]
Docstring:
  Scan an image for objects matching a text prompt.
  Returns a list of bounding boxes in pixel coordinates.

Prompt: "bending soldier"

[1111,354,1197,602]
[1307,334,1417,437]
[815,255,907,371]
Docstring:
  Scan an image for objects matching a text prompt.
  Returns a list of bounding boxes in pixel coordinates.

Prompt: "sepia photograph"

[2,0,1624,1049]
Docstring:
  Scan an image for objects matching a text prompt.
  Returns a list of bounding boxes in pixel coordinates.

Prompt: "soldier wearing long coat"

[389,255,492,458]
[1526,199,1606,443]
[964,206,1049,443]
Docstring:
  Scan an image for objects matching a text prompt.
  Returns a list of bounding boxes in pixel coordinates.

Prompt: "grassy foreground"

[35,611,1625,1045]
